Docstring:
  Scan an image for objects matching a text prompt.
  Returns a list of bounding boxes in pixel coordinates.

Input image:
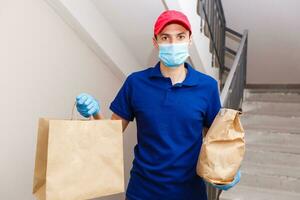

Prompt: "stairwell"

[220,89,300,200]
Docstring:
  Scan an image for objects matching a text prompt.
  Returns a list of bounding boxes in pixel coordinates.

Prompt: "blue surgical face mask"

[158,42,190,67]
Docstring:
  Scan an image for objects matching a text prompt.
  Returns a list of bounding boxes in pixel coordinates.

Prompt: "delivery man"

[75,10,239,200]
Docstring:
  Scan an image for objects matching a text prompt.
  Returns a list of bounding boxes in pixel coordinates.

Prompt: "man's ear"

[152,37,159,48]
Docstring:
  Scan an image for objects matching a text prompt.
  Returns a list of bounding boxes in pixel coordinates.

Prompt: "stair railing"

[206,28,249,200]
[197,1,249,199]
[220,29,248,109]
[197,0,248,92]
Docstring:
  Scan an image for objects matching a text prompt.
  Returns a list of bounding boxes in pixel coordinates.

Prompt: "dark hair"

[154,30,191,40]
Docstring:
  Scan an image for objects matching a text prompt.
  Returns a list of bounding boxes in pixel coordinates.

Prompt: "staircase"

[221,89,300,200]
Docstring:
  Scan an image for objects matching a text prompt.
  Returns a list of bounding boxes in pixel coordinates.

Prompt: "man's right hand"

[76,93,100,118]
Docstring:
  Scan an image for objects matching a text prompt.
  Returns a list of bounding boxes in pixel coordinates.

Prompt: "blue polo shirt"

[109,61,221,200]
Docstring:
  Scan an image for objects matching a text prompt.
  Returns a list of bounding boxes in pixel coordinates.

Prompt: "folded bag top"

[197,108,245,185]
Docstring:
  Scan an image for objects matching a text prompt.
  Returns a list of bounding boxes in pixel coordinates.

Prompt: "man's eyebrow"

[159,33,171,37]
[159,32,187,37]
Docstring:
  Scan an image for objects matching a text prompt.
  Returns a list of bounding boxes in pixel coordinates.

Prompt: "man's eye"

[178,35,185,39]
[161,37,167,40]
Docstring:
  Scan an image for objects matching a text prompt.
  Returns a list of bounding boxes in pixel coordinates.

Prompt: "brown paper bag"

[32,108,124,200]
[197,108,245,185]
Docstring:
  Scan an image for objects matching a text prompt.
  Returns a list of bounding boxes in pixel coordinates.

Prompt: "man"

[76,10,239,200]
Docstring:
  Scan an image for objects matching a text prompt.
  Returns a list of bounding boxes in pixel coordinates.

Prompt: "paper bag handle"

[71,101,92,120]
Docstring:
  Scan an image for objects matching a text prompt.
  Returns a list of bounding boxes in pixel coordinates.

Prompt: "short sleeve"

[109,75,135,121]
[203,80,221,128]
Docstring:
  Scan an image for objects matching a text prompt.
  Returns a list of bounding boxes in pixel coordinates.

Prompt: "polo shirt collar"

[148,61,199,86]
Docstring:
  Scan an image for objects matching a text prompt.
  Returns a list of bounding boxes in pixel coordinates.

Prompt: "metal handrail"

[205,30,248,200]
[197,0,248,95]
[197,1,249,199]
[220,30,248,108]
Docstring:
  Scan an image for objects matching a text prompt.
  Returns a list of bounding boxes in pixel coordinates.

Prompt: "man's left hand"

[207,169,241,191]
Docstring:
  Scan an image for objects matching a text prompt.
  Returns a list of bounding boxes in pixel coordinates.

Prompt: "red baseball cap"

[154,10,192,37]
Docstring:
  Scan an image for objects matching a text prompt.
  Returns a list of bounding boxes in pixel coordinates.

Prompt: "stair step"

[246,143,300,154]
[244,90,300,103]
[238,147,300,193]
[241,114,300,134]
[238,172,300,193]
[223,89,300,199]
[220,185,300,200]
[244,129,300,155]
[242,101,300,117]
[244,149,300,167]
[242,162,300,181]
[245,128,300,146]
[244,129,300,147]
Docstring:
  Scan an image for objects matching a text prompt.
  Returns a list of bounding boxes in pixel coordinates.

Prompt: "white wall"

[223,0,300,84]
[91,0,218,79]
[92,0,165,68]
[0,0,136,199]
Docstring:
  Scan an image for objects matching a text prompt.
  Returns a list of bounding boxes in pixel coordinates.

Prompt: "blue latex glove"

[207,169,241,191]
[76,93,100,118]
